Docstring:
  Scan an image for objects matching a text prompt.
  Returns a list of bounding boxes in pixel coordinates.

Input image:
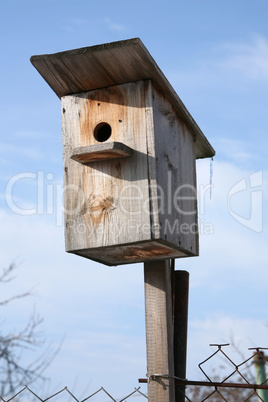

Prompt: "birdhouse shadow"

[87,148,156,182]
[75,80,151,107]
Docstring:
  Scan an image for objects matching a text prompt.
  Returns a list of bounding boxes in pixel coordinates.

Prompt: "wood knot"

[89,195,115,226]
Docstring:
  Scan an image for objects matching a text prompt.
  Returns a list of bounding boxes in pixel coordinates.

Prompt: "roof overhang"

[31,38,215,159]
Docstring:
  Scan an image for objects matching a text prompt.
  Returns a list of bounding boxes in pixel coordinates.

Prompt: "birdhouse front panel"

[62,80,153,260]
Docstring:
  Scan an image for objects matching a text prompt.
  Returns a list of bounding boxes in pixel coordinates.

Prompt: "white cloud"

[178,155,268,289]
[0,150,267,395]
[187,315,268,380]
[0,208,146,394]
[210,138,258,163]
[168,34,268,92]
[197,157,266,226]
[0,141,43,162]
[61,18,92,33]
[14,130,44,139]
[103,17,125,32]
[219,34,268,81]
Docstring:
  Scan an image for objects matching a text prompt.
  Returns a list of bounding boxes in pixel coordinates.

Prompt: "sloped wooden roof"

[31,38,215,159]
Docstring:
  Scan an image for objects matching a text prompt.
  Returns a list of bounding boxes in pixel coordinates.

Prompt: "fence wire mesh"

[174,344,268,401]
[137,344,268,401]
[0,386,147,402]
[2,345,268,402]
[192,344,268,402]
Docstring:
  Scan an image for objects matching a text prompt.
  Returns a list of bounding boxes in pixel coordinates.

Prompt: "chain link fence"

[2,344,268,401]
[0,386,148,402]
[182,344,268,401]
[139,344,268,401]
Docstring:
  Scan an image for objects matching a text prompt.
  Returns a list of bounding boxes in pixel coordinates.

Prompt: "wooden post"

[173,270,189,401]
[144,260,175,402]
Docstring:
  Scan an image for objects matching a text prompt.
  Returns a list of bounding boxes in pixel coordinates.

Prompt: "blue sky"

[1,0,268,399]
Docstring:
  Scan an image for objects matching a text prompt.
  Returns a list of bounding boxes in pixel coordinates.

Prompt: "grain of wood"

[62,81,152,258]
[144,260,175,402]
[151,85,199,256]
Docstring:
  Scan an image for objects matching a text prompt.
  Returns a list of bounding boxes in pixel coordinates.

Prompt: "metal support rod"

[138,376,268,390]
[173,269,189,402]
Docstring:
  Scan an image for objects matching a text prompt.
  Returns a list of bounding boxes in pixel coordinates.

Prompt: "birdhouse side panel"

[61,81,154,253]
[151,86,198,256]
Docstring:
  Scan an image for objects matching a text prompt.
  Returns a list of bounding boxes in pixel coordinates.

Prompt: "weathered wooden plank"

[31,38,215,159]
[151,85,199,256]
[144,260,175,402]
[71,142,133,164]
[62,81,153,253]
[144,81,160,241]
[70,240,187,266]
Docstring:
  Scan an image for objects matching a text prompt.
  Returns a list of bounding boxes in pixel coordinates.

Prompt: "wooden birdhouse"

[31,38,215,266]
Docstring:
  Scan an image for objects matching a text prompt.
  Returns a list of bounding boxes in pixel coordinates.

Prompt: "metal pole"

[254,352,268,402]
[173,269,189,402]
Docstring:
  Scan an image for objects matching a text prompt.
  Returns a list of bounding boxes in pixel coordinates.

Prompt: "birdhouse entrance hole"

[94,122,112,142]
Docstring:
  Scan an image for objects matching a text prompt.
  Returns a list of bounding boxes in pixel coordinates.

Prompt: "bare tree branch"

[0,263,59,397]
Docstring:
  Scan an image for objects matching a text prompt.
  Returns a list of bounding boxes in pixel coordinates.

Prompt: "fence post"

[144,260,175,402]
[254,352,268,402]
